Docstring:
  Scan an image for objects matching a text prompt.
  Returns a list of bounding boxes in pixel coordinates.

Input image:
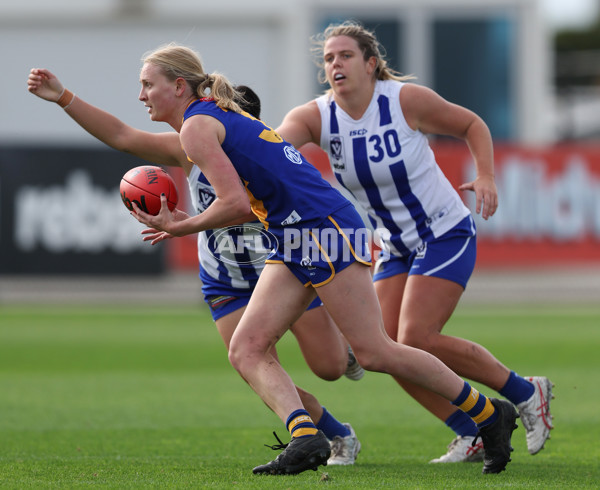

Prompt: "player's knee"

[310,350,347,380]
[398,328,436,352]
[227,343,243,373]
[313,364,345,381]
[350,347,387,372]
[228,339,253,373]
[228,337,274,375]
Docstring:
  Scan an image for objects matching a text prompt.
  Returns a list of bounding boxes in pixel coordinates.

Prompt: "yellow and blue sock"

[287,409,318,439]
[316,406,350,439]
[452,382,498,429]
[445,410,478,437]
[499,370,535,405]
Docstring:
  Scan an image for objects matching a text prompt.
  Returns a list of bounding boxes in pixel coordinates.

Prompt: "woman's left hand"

[459,175,498,220]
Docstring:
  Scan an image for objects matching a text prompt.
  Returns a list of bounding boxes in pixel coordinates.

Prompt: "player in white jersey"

[276,21,554,462]
[27,71,362,466]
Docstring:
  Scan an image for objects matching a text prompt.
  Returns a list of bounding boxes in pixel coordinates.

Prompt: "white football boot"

[429,435,484,463]
[327,423,361,465]
[517,376,555,454]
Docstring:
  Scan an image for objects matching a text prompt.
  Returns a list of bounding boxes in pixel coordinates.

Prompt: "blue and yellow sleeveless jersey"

[183,99,349,240]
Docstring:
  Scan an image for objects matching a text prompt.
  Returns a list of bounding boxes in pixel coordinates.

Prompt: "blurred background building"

[1,0,557,145]
[1,0,599,302]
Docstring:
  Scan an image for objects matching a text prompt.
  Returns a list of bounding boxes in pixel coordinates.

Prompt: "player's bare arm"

[401,83,497,219]
[28,68,189,170]
[276,101,322,149]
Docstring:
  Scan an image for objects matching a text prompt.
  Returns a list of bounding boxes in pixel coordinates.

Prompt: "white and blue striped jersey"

[316,80,471,257]
[187,164,264,295]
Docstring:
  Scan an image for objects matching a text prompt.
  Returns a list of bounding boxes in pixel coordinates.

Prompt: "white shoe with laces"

[429,435,485,463]
[327,423,361,465]
[517,376,555,455]
[344,346,364,381]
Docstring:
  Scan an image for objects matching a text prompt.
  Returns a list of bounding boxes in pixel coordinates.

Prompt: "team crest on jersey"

[330,136,346,171]
[195,181,216,213]
[284,145,303,165]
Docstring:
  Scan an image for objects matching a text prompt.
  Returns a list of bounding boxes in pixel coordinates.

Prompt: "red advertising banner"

[167,143,600,271]
[434,143,600,268]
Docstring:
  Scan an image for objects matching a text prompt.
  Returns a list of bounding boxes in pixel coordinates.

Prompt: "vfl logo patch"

[415,242,427,259]
[330,136,346,171]
[195,181,216,213]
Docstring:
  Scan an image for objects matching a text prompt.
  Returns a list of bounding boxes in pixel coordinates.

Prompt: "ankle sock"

[286,409,318,438]
[316,406,350,439]
[499,371,535,405]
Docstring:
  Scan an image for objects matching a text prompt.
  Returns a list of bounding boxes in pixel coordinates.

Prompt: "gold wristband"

[56,88,75,109]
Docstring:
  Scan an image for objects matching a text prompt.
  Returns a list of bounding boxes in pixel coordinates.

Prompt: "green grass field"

[0,303,598,488]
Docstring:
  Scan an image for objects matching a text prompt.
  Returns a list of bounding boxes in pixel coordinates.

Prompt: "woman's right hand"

[141,228,174,245]
[27,68,64,102]
[140,205,191,245]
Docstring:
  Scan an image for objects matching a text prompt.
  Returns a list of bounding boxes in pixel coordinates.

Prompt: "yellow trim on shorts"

[327,215,372,267]
[307,229,336,288]
[264,260,312,287]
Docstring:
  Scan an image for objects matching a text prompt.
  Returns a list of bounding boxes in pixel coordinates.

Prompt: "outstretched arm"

[27,68,188,169]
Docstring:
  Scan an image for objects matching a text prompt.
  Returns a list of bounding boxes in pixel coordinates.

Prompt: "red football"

[120,165,178,215]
